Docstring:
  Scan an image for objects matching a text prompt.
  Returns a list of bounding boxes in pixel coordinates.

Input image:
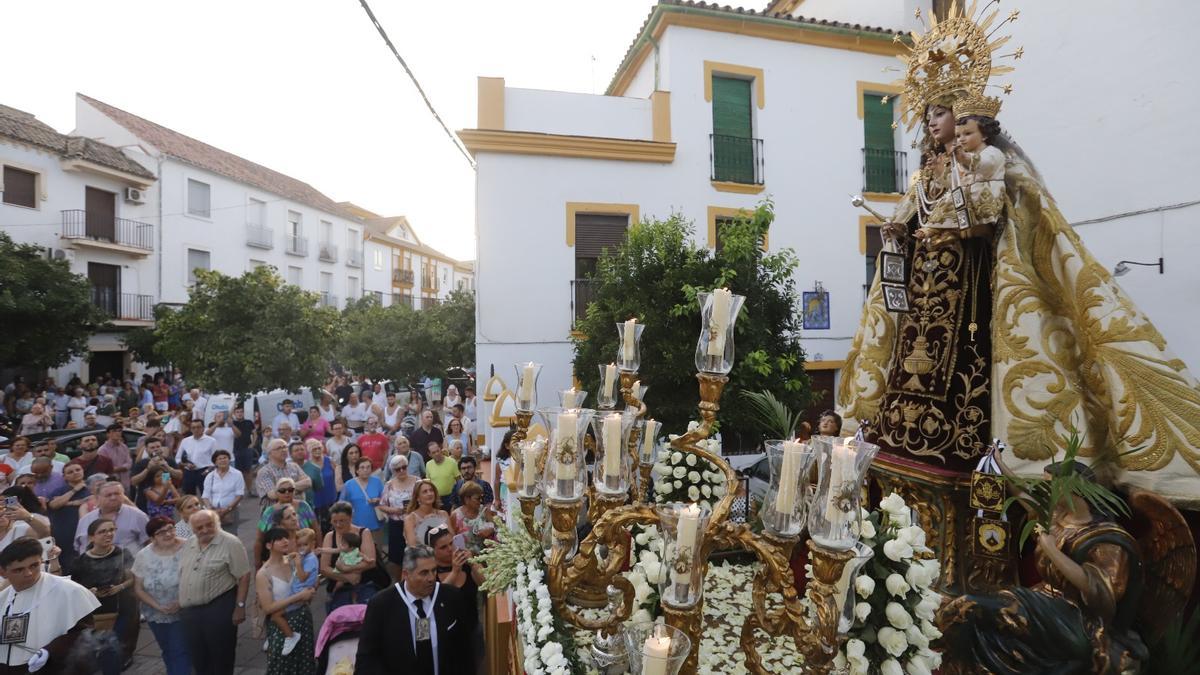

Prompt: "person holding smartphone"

[143,469,180,521]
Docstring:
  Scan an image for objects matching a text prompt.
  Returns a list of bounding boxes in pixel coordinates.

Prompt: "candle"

[641,419,659,463]
[519,363,535,404]
[671,503,701,591]
[642,634,671,675]
[774,440,804,516]
[521,441,541,494]
[602,363,617,402]
[556,412,578,483]
[622,318,637,363]
[707,288,732,356]
[825,439,856,534]
[563,388,581,408]
[602,413,623,490]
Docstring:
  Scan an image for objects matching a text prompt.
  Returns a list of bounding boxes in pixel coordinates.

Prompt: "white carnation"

[877,626,909,657]
[855,574,876,598]
[885,573,911,597]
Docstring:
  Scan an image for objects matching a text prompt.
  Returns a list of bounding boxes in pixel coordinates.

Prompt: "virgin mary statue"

[837,2,1200,503]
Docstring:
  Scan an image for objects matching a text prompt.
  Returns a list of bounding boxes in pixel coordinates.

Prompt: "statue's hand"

[880,222,907,240]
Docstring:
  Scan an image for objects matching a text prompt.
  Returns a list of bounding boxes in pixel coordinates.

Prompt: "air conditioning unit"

[125,187,145,204]
[47,248,74,263]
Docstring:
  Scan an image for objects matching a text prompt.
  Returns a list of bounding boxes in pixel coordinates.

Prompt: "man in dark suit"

[355,544,471,675]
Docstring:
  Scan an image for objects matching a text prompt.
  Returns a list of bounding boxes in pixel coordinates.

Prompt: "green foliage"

[1002,429,1131,548]
[153,266,340,393]
[740,389,803,440]
[1146,608,1200,675]
[0,232,107,368]
[123,305,175,369]
[336,289,475,384]
[572,202,813,449]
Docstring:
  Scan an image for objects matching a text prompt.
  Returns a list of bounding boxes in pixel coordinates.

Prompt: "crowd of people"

[0,373,499,675]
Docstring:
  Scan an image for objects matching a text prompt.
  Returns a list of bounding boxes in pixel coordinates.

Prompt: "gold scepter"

[850,194,900,253]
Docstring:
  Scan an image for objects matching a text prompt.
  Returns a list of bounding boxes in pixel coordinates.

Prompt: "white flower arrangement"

[513,560,586,675]
[652,422,726,509]
[624,523,665,622]
[823,492,944,675]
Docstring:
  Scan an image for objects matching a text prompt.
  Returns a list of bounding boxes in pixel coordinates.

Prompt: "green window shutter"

[712,76,755,183]
[863,94,898,192]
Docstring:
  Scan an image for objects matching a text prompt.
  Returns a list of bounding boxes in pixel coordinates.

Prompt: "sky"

[0,0,660,261]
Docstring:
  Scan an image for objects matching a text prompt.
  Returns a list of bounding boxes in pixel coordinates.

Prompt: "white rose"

[914,591,941,621]
[886,602,913,630]
[673,480,683,489]
[858,518,877,540]
[848,655,870,675]
[673,466,687,479]
[890,509,912,528]
[699,500,712,511]
[686,453,697,466]
[919,619,942,641]
[685,471,698,483]
[653,463,671,477]
[881,658,905,675]
[919,647,942,669]
[883,538,914,562]
[642,561,663,584]
[701,484,712,497]
[905,655,933,675]
[855,574,876,598]
[635,532,650,546]
[885,573,911,597]
[899,526,929,552]
[904,625,930,650]
[630,608,652,624]
[833,651,848,672]
[854,602,871,622]
[905,562,929,590]
[639,550,659,565]
[655,481,672,494]
[671,451,683,464]
[845,639,866,659]
[713,484,727,497]
[688,486,700,501]
[877,626,909,657]
[879,492,907,514]
[687,421,700,432]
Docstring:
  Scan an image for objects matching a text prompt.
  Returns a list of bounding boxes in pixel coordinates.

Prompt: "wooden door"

[87,262,120,316]
[85,187,116,242]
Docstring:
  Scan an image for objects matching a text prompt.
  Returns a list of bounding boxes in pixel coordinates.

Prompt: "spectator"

[429,522,484,630]
[201,449,244,531]
[355,416,389,472]
[354,545,472,674]
[342,392,368,435]
[81,410,103,432]
[162,410,191,453]
[143,464,181,520]
[325,418,351,466]
[38,436,69,466]
[0,537,100,673]
[47,462,89,570]
[305,439,337,534]
[442,384,462,411]
[384,434,425,481]
[424,443,459,511]
[256,528,317,671]
[178,509,251,675]
[462,385,478,423]
[71,435,115,478]
[53,385,72,429]
[176,418,217,495]
[255,478,319,568]
[255,438,312,500]
[133,417,164,461]
[70,518,135,673]
[116,381,139,415]
[186,389,207,419]
[334,377,354,408]
[0,502,35,553]
[289,442,321,507]
[1,436,34,475]
[451,456,494,509]
[29,456,65,503]
[130,436,182,511]
[152,378,169,412]
[132,516,190,675]
[339,457,384,535]
[320,501,380,611]
[494,428,517,515]
[403,480,449,548]
[174,495,202,540]
[228,406,257,492]
[316,392,338,423]
[334,444,362,495]
[98,423,131,490]
[380,454,418,582]
[18,402,53,436]
[3,486,50,539]
[74,481,148,555]
[68,387,88,426]
[299,405,330,443]
[409,410,444,462]
[445,416,472,460]
[450,481,497,555]
[382,392,404,436]
[271,399,300,437]
[205,410,239,460]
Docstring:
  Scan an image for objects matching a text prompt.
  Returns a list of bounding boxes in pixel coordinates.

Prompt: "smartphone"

[161,472,171,483]
[3,496,18,509]
[38,537,54,562]
[452,533,468,550]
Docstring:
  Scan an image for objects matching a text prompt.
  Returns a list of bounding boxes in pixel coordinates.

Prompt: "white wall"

[507,88,653,140]
[785,0,923,34]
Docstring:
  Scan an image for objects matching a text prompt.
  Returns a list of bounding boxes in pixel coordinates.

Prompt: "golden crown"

[893,0,1022,130]
[952,91,1003,119]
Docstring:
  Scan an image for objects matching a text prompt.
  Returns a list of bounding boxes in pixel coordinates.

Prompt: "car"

[1,427,146,459]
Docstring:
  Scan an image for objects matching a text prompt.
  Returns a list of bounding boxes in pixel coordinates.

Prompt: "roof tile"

[0,104,155,180]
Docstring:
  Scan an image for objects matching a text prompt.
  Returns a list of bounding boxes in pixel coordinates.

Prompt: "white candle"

[563,388,581,408]
[622,318,637,362]
[556,412,578,481]
[671,503,702,585]
[642,635,671,675]
[641,419,659,462]
[521,442,540,493]
[707,288,732,356]
[602,363,617,401]
[774,441,804,516]
[602,413,623,487]
[826,440,856,532]
[519,363,535,403]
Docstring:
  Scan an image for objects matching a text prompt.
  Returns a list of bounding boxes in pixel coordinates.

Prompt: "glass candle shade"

[694,290,746,375]
[513,362,542,412]
[592,410,635,496]
[656,502,711,608]
[616,320,646,372]
[623,622,691,675]
[762,439,817,538]
[808,436,880,550]
[597,363,620,409]
[559,387,588,409]
[835,541,875,634]
[538,407,595,503]
[514,437,546,499]
[638,419,661,465]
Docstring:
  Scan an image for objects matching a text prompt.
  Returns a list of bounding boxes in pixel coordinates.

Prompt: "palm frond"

[740,389,801,439]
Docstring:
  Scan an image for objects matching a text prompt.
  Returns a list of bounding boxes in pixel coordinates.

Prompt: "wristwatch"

[236,601,246,608]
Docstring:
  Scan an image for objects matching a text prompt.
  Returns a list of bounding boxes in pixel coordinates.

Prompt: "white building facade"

[464,0,1200,414]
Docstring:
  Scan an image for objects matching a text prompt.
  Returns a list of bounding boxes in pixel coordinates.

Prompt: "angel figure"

[936,457,1196,674]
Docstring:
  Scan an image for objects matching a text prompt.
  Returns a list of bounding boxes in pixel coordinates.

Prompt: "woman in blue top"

[338,457,383,534]
[304,439,337,534]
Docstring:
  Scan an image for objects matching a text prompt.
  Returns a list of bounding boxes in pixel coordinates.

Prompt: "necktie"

[415,597,435,675]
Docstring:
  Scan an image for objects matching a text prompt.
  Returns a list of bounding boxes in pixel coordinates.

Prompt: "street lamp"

[1112,258,1164,277]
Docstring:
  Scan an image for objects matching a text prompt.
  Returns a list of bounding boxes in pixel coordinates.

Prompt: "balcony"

[710,134,764,186]
[91,288,155,323]
[346,247,363,268]
[421,297,441,310]
[246,224,273,249]
[61,210,153,256]
[391,293,414,309]
[422,274,439,292]
[286,235,308,257]
[570,279,596,328]
[319,242,338,263]
[320,292,338,308]
[392,268,415,285]
[862,148,909,195]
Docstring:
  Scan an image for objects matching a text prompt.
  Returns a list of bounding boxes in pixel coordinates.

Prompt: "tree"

[0,232,107,369]
[153,266,340,393]
[122,305,173,370]
[336,289,476,385]
[572,202,813,450]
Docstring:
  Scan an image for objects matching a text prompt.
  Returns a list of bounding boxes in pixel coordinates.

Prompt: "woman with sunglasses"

[379,454,418,581]
[403,479,449,549]
[69,517,134,674]
[254,478,320,568]
[132,516,190,675]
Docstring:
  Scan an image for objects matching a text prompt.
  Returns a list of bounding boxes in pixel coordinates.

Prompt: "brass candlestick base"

[637,461,654,504]
[517,493,539,538]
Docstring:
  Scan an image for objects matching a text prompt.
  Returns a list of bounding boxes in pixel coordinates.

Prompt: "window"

[187,179,211,218]
[2,166,37,208]
[249,259,267,271]
[287,211,302,238]
[289,266,303,286]
[187,248,211,285]
[863,93,899,193]
[321,220,333,243]
[373,250,384,270]
[573,212,628,324]
[348,276,360,300]
[247,198,266,227]
[864,223,883,286]
[320,272,333,294]
[711,76,756,184]
[714,217,736,254]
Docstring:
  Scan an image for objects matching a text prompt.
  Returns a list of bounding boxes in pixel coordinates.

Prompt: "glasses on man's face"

[277,487,295,494]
